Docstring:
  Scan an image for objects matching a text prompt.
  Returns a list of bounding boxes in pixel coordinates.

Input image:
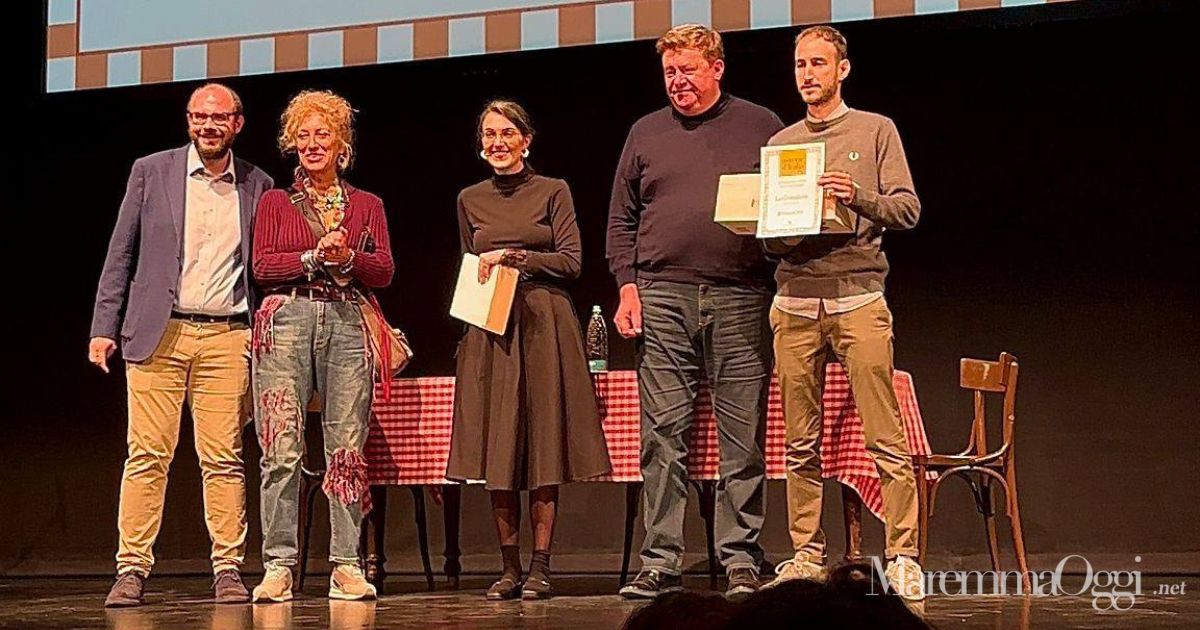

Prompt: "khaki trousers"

[770,298,919,561]
[116,318,251,576]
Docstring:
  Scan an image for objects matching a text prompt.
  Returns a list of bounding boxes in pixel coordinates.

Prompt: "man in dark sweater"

[607,24,783,600]
[761,26,925,605]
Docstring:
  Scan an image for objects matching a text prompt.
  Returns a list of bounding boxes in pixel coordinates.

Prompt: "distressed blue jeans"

[636,280,772,576]
[254,295,372,569]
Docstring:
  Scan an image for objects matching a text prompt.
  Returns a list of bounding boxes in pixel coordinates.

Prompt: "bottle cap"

[592,305,602,314]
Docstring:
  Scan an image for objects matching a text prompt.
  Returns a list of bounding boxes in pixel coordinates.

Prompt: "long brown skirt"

[446,282,611,490]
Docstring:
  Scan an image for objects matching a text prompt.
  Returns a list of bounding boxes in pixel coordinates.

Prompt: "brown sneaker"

[252,565,294,603]
[329,564,377,601]
[213,570,251,604]
[725,567,760,602]
[104,572,146,608]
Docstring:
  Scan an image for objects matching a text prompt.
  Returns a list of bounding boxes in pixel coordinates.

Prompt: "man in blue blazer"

[89,83,273,607]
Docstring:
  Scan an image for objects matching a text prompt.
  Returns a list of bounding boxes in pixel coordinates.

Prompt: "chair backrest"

[959,353,1020,461]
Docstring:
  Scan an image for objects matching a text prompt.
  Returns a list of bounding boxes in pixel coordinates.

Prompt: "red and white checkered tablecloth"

[367,365,931,518]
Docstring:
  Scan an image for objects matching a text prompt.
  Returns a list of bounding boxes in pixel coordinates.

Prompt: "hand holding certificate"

[450,253,519,334]
[756,143,826,239]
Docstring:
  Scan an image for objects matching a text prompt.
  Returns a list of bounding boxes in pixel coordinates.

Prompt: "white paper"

[449,253,514,333]
[756,143,825,239]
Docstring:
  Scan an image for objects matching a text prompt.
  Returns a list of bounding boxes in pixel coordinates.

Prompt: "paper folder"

[449,253,519,334]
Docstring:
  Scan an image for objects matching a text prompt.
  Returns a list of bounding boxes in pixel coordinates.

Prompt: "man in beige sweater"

[762,26,925,604]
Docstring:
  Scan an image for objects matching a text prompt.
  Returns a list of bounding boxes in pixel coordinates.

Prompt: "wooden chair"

[914,352,1030,590]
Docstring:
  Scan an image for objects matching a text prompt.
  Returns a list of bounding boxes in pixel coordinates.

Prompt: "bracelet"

[338,249,357,274]
[300,249,319,273]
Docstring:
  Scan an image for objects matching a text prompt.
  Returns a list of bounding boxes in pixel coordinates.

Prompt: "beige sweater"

[765,108,920,298]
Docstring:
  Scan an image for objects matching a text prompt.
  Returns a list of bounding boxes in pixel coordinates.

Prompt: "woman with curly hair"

[249,90,393,602]
[447,100,610,600]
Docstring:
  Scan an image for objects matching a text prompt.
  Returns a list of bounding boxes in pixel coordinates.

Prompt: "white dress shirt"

[175,144,247,316]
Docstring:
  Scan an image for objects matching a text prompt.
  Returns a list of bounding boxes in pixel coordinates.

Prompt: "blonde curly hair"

[278,90,357,171]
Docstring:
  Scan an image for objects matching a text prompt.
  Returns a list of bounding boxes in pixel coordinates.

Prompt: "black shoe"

[486,575,522,600]
[619,569,683,599]
[521,575,553,600]
[725,568,759,602]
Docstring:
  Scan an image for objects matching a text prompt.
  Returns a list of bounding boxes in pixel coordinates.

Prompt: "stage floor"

[1,574,1195,629]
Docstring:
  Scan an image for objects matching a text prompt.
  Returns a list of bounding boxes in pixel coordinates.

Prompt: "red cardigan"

[252,182,394,289]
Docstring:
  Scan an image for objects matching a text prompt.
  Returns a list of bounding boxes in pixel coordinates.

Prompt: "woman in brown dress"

[446,100,611,600]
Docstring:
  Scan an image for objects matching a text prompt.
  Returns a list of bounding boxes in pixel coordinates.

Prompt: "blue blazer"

[90,145,274,362]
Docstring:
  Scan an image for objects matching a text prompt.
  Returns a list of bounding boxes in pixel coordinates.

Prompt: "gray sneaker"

[213,570,251,604]
[104,572,146,608]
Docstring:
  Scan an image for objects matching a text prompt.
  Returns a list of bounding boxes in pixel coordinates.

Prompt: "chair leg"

[621,482,642,587]
[358,517,369,573]
[409,486,434,591]
[979,477,1002,576]
[441,485,462,590]
[1005,467,1031,593]
[362,485,388,591]
[298,479,322,591]
[696,481,718,589]
[841,484,864,564]
[915,464,929,568]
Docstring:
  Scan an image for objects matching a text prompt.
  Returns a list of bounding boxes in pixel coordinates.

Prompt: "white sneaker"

[329,564,377,601]
[252,565,294,603]
[884,556,927,602]
[762,555,827,590]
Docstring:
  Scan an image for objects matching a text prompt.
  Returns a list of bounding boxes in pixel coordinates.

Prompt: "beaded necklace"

[302,176,346,232]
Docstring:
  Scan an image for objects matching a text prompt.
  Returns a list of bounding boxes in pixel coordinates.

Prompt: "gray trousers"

[636,280,771,575]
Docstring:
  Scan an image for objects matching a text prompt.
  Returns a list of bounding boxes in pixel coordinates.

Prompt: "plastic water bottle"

[586,305,609,373]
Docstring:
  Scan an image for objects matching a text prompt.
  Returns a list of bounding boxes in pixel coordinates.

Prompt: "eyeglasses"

[187,111,240,125]
[482,128,522,142]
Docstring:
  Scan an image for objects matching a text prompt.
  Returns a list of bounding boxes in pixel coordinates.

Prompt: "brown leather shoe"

[213,570,251,604]
[104,572,146,608]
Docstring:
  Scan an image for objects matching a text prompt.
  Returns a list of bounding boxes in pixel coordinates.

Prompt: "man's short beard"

[804,83,839,107]
[192,134,233,160]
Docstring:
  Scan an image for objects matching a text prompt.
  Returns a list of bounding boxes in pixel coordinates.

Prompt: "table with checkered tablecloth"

[361,365,931,587]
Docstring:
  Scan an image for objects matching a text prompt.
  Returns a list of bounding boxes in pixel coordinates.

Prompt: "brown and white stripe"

[46,0,1079,93]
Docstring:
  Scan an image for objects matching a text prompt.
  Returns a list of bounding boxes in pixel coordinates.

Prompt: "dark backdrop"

[4,0,1197,575]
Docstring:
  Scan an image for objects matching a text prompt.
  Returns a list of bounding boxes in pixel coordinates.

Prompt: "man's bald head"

[188,83,242,114]
[186,83,244,163]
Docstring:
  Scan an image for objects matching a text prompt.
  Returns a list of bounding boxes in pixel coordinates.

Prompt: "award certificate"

[756,143,825,238]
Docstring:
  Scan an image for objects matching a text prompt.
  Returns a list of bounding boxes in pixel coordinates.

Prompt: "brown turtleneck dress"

[446,168,611,490]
